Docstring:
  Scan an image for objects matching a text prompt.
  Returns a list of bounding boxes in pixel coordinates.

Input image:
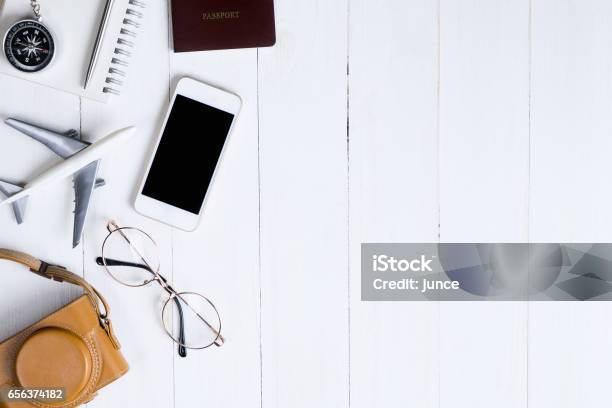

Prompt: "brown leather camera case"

[0,250,128,408]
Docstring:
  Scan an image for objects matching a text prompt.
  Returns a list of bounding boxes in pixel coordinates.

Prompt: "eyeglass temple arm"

[173,297,188,357]
[95,256,188,358]
[96,257,151,270]
[174,292,225,347]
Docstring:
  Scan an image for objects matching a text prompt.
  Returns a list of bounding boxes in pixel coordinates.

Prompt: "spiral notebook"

[0,0,144,102]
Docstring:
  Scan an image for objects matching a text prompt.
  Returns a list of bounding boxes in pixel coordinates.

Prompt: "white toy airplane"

[0,118,135,248]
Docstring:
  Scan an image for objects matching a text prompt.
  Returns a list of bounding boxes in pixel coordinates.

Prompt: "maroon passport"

[171,0,276,52]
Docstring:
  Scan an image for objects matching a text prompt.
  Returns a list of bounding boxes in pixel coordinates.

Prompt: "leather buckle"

[30,261,67,282]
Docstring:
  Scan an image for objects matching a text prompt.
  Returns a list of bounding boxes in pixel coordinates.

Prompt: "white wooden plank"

[529,1,612,407]
[438,1,530,407]
[80,0,174,405]
[348,0,439,407]
[169,50,261,407]
[258,0,349,406]
[0,78,82,341]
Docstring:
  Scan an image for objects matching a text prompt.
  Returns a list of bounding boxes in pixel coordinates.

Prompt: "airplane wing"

[1,119,128,247]
[0,180,28,224]
[5,118,89,159]
[4,118,106,247]
[72,161,101,248]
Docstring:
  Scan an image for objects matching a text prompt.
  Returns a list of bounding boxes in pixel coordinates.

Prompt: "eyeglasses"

[96,221,224,358]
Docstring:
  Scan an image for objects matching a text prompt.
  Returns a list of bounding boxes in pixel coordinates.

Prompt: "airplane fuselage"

[1,126,135,206]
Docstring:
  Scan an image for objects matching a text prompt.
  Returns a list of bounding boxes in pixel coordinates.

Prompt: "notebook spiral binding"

[103,0,145,96]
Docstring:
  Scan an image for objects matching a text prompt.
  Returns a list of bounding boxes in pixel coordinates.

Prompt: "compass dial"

[4,20,55,72]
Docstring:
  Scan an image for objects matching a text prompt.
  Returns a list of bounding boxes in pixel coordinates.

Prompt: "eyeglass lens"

[102,227,159,286]
[162,292,222,349]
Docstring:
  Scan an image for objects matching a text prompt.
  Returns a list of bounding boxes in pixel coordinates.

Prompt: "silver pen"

[84,0,116,89]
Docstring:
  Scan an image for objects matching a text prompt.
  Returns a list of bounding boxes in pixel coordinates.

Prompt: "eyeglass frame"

[97,220,224,356]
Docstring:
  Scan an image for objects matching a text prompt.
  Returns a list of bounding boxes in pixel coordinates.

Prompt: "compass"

[3,19,55,73]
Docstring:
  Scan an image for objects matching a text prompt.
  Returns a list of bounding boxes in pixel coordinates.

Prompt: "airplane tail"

[0,180,28,224]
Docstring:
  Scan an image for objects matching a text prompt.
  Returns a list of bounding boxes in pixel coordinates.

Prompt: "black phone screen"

[142,94,235,214]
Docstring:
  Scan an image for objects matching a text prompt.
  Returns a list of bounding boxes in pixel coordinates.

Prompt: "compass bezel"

[3,19,55,73]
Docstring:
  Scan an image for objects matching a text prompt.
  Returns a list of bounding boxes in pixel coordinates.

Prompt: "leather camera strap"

[0,249,41,271]
[0,248,121,349]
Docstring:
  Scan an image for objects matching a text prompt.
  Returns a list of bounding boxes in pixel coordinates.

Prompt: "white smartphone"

[135,77,241,231]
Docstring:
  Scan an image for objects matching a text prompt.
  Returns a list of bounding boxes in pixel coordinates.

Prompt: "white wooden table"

[1,0,612,407]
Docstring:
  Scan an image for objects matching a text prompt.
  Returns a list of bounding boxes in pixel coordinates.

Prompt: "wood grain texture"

[2,0,612,407]
[169,50,261,408]
[0,78,82,342]
[258,0,349,406]
[348,0,439,407]
[529,1,612,407]
[438,0,530,407]
[81,0,174,406]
